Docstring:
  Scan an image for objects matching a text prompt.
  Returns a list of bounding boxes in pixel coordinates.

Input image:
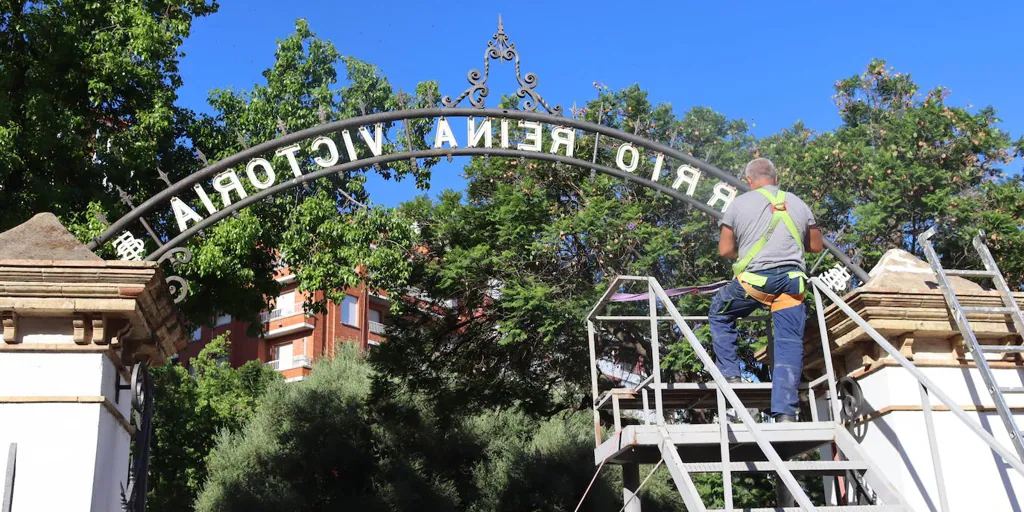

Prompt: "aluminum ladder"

[918,227,1024,461]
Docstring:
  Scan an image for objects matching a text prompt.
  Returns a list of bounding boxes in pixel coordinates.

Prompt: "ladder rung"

[980,345,1024,353]
[998,387,1024,394]
[945,269,996,278]
[683,460,868,473]
[962,306,1016,315]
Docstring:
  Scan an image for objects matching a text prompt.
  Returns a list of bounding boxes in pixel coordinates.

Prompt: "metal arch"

[146,147,718,261]
[87,108,741,247]
[87,107,869,281]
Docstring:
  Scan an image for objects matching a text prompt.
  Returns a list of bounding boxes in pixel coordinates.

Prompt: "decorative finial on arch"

[442,16,562,115]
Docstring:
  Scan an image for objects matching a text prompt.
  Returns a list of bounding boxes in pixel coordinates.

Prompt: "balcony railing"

[263,354,312,371]
[261,303,298,323]
[368,320,386,335]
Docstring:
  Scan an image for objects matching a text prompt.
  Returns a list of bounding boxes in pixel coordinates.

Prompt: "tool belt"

[737,270,807,312]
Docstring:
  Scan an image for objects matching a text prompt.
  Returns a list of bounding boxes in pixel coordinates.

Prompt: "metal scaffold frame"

[589,276,824,511]
[587,270,1024,511]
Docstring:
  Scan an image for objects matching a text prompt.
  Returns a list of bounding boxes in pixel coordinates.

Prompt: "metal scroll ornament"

[443,15,562,116]
[120,361,154,512]
[157,247,192,304]
[111,229,192,304]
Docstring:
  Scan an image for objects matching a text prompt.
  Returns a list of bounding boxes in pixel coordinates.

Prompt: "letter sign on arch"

[88,17,868,303]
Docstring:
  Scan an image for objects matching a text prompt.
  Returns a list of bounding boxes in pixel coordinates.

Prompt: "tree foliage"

[0,0,217,229]
[760,59,1024,277]
[196,343,687,511]
[364,60,1024,419]
[367,87,768,417]
[169,19,439,332]
[148,334,279,512]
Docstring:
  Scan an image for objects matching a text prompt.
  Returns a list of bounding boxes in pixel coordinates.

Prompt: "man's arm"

[719,225,738,259]
[805,225,823,253]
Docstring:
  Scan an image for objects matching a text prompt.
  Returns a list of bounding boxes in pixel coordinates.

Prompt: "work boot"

[725,376,742,384]
[774,414,797,423]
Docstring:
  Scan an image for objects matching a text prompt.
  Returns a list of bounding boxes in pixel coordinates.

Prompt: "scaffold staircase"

[918,227,1024,461]
[586,276,910,511]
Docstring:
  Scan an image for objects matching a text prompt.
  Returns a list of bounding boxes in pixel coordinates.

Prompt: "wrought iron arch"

[87,107,868,281]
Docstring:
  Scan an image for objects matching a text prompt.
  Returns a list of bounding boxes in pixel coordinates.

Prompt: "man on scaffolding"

[710,157,823,423]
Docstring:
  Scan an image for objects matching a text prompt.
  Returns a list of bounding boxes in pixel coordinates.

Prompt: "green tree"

[196,342,683,511]
[148,334,279,512]
[1,14,438,334]
[946,176,1024,285]
[760,59,1023,274]
[171,19,438,333]
[0,0,217,230]
[367,88,760,417]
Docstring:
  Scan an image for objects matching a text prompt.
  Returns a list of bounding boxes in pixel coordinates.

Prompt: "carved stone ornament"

[1,311,17,344]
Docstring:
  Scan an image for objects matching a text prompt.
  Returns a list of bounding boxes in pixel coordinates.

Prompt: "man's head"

[743,158,778,189]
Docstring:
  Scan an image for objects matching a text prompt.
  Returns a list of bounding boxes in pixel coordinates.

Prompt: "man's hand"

[806,225,823,253]
[719,225,738,259]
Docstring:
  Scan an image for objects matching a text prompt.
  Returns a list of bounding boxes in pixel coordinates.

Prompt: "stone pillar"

[801,249,1024,510]
[0,214,187,512]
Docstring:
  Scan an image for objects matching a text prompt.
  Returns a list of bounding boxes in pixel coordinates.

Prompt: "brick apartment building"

[178,266,391,382]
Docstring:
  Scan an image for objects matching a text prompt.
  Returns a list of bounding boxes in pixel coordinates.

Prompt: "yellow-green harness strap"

[732,189,804,276]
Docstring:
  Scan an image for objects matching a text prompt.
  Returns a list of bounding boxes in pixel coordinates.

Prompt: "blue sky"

[177,0,1024,207]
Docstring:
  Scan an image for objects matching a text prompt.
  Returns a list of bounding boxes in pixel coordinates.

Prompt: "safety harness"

[732,188,807,312]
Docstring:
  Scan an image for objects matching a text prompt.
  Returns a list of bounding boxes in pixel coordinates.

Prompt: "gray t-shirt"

[721,185,816,273]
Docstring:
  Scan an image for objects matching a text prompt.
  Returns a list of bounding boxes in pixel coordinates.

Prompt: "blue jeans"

[708,266,806,417]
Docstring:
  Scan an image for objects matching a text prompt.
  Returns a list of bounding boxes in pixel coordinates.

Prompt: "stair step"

[708,507,903,512]
[683,460,868,474]
[962,306,1016,315]
[946,269,996,278]
[980,345,1024,353]
[998,387,1024,394]
[598,382,810,411]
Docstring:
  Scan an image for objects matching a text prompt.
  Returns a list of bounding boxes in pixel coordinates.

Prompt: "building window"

[191,327,202,341]
[273,342,293,370]
[215,313,232,327]
[341,295,359,327]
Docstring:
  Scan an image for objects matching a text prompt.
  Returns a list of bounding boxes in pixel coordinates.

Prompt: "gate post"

[0,213,187,511]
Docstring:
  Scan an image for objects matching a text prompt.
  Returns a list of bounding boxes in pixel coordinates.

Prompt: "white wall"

[843,365,1024,511]
[0,350,132,512]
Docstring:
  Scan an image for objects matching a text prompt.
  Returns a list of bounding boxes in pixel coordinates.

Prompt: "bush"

[195,342,686,511]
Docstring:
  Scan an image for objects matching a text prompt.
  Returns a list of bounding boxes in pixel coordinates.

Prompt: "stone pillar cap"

[0,212,104,261]
[0,213,188,365]
[758,248,1022,375]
